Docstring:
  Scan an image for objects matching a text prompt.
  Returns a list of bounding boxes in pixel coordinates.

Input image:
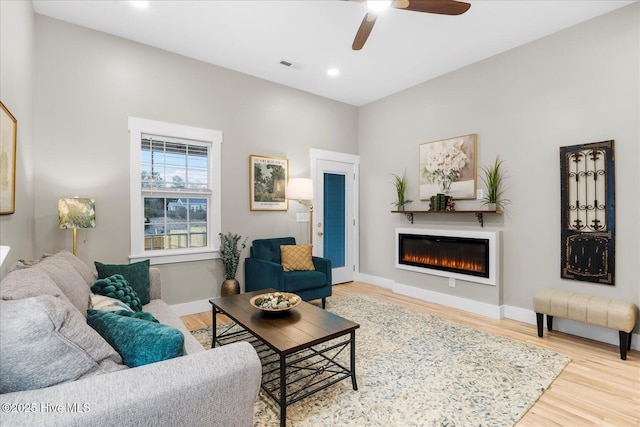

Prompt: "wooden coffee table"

[209,289,359,427]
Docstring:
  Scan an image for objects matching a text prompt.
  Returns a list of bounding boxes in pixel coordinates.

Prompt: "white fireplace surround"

[395,228,500,286]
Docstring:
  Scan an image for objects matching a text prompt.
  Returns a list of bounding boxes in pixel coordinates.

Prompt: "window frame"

[129,117,222,265]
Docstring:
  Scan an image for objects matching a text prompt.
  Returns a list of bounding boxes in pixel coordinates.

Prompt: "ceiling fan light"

[367,1,392,13]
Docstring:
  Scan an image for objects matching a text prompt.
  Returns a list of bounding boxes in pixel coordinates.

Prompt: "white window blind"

[129,117,222,264]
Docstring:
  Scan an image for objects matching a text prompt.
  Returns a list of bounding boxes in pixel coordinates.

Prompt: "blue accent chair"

[244,237,332,308]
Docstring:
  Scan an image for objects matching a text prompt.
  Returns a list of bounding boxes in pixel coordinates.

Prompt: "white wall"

[33,15,358,304]
[0,0,36,277]
[358,4,639,328]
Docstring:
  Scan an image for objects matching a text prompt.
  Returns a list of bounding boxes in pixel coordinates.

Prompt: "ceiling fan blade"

[395,0,471,16]
[352,12,378,51]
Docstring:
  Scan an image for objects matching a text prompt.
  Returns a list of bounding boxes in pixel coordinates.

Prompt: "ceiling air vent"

[279,60,292,67]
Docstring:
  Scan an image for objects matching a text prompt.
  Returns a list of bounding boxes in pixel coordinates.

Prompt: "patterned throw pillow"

[91,275,142,312]
[280,244,315,272]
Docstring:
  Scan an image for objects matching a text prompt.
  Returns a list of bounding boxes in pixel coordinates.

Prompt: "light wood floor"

[181,282,640,426]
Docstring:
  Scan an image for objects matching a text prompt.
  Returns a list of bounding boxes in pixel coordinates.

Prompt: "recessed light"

[130,1,149,9]
[327,68,340,77]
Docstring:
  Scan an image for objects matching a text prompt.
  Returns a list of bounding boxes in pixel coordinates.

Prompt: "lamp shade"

[286,178,314,201]
[58,198,96,229]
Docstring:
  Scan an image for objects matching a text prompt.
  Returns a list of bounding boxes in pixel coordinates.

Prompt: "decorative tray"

[250,292,301,312]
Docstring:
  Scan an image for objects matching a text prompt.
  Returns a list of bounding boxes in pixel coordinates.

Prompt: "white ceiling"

[32,0,635,106]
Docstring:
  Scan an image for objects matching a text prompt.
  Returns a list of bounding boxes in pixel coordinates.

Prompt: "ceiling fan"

[349,0,471,50]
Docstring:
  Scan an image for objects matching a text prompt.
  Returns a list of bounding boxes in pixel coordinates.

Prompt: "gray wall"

[33,15,358,304]
[358,4,639,314]
[2,3,638,319]
[0,0,36,277]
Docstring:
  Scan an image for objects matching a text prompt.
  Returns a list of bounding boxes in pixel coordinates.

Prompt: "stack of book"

[429,194,455,211]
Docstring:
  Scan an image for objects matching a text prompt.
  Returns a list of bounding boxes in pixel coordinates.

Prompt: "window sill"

[130,249,219,265]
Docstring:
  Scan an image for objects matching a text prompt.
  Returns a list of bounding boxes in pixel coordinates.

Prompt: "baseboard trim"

[354,273,394,289]
[170,299,211,317]
[393,282,503,319]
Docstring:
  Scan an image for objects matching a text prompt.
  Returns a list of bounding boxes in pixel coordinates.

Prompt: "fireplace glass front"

[398,233,490,278]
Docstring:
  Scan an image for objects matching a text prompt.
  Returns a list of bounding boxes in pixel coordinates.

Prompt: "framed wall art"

[0,101,17,215]
[249,154,288,211]
[419,133,477,200]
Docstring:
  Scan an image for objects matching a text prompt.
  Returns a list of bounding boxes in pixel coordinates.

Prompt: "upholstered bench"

[534,289,638,360]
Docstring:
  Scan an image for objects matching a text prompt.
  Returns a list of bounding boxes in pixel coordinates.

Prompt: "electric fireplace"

[395,228,499,286]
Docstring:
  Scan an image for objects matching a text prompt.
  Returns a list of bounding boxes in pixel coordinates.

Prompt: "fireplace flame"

[402,253,485,273]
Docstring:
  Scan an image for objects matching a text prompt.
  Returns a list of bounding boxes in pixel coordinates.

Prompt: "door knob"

[317,231,324,236]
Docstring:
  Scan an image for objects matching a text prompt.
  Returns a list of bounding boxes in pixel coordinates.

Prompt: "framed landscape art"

[0,101,17,215]
[419,134,477,200]
[249,155,288,211]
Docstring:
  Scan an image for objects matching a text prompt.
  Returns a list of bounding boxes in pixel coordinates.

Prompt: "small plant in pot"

[219,232,248,296]
[391,170,413,211]
[480,156,510,211]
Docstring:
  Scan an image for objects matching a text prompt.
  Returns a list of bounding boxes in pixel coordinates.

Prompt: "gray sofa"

[0,251,261,426]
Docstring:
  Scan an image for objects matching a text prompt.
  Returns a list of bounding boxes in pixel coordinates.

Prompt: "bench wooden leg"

[547,315,554,331]
[536,313,544,337]
[619,331,630,360]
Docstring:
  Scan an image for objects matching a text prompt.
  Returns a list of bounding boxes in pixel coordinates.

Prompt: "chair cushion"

[283,270,327,292]
[251,237,296,264]
[281,244,315,272]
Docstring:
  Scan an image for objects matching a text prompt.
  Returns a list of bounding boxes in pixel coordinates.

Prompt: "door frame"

[310,148,360,281]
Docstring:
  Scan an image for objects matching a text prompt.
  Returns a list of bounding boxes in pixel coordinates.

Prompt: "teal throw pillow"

[91,275,142,312]
[86,309,184,368]
[112,309,159,323]
[95,260,150,305]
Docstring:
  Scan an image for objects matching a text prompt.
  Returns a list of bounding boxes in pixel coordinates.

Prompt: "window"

[129,117,221,264]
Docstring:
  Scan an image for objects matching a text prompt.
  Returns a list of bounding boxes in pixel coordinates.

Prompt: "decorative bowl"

[250,292,301,312]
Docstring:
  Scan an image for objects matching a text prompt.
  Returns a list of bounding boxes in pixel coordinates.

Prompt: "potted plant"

[480,156,510,211]
[219,232,248,296]
[391,170,413,211]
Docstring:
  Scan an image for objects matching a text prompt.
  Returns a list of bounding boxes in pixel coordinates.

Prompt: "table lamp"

[58,197,96,255]
[286,178,314,244]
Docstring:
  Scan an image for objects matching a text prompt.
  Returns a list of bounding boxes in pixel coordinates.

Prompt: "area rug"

[191,294,570,426]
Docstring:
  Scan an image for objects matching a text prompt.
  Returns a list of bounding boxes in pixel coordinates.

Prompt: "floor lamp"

[286,178,314,245]
[58,197,96,256]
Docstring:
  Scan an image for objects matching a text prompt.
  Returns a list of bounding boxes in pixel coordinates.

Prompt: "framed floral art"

[419,134,477,200]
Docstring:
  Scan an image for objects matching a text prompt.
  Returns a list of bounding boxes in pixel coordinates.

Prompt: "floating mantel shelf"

[391,210,504,227]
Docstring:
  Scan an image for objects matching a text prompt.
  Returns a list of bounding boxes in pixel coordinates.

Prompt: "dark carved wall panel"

[560,140,615,285]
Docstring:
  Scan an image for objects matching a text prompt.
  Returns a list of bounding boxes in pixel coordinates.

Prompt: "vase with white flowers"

[219,232,248,296]
[421,145,468,194]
